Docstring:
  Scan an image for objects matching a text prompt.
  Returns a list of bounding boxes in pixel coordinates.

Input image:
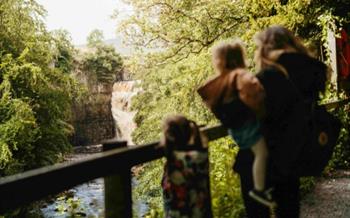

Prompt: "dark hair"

[254,25,310,74]
[161,115,203,154]
[213,40,247,72]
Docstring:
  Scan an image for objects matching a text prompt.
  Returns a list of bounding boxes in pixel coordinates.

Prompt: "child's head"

[161,115,203,149]
[212,40,247,74]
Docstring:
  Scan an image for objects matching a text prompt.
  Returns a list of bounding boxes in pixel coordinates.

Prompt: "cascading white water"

[111,80,140,145]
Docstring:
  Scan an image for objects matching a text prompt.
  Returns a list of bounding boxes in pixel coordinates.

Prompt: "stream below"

[40,146,148,218]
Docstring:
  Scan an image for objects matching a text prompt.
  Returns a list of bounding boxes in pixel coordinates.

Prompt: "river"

[40,146,148,218]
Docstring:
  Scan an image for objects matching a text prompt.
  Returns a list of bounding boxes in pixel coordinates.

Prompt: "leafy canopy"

[0,0,82,175]
[82,30,124,84]
[87,29,105,47]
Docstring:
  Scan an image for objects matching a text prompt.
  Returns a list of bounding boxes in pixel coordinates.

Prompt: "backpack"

[293,102,341,177]
[266,92,341,180]
[271,53,342,177]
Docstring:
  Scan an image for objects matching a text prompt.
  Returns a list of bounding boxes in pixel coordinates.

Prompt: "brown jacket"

[198,69,265,118]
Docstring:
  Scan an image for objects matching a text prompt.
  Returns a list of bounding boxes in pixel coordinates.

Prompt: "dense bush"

[328,101,350,169]
[0,0,82,176]
[320,86,350,170]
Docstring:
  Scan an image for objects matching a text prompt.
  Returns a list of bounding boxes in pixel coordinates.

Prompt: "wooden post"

[103,140,132,218]
[327,27,338,90]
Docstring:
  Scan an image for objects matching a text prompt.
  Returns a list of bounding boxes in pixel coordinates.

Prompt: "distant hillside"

[76,35,132,56]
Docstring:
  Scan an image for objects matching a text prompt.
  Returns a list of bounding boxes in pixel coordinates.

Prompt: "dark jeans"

[235,150,300,218]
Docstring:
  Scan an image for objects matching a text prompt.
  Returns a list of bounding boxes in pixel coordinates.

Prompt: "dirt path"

[300,170,350,218]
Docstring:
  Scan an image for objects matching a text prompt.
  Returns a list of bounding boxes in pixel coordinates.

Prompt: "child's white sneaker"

[249,188,277,208]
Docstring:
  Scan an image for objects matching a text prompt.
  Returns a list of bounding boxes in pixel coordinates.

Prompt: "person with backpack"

[160,115,212,218]
[234,25,340,218]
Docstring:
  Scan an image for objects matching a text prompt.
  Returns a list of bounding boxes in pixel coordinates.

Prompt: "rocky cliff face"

[69,49,138,146]
[70,83,116,146]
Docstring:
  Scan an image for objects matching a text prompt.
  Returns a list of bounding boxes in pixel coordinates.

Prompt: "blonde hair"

[212,40,247,73]
[254,25,310,75]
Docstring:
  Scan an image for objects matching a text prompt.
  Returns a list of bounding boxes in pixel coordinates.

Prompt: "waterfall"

[111,80,140,145]
[41,81,144,218]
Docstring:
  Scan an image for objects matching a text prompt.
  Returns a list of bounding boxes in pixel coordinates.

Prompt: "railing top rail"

[322,98,350,110]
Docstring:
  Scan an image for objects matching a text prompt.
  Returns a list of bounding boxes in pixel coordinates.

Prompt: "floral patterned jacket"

[162,149,212,218]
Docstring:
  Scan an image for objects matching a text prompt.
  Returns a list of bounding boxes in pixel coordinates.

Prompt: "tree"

[82,30,124,84]
[0,0,82,176]
[87,29,104,47]
[51,29,76,74]
[118,0,350,217]
[120,0,349,63]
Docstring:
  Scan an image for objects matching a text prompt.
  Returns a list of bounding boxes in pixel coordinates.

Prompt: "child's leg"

[251,137,268,191]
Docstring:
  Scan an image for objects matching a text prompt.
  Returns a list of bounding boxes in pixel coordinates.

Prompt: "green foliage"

[328,102,350,169]
[119,0,350,217]
[87,29,104,47]
[131,52,215,144]
[55,196,86,218]
[120,0,349,64]
[300,177,316,196]
[209,139,245,217]
[0,53,40,172]
[82,45,123,84]
[0,0,82,175]
[133,159,164,218]
[82,31,123,84]
[51,29,76,74]
[320,85,350,170]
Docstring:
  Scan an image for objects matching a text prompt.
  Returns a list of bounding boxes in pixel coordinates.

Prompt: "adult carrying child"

[197,41,276,207]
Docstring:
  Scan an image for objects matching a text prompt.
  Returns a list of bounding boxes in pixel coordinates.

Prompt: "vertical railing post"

[103,140,132,218]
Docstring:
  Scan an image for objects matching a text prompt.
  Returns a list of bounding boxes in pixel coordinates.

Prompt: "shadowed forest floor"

[300,170,350,218]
